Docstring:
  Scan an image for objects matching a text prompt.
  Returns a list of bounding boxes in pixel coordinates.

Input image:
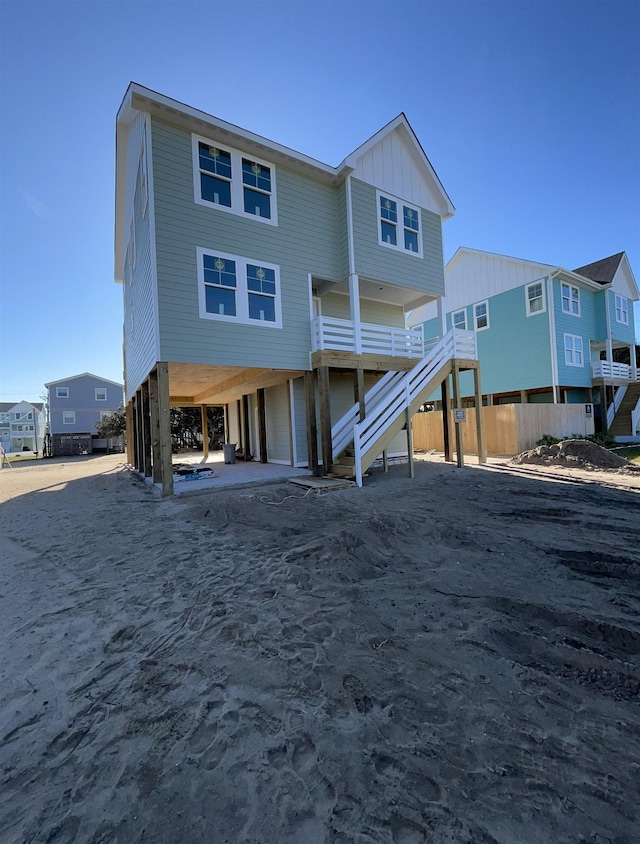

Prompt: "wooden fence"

[413,404,595,457]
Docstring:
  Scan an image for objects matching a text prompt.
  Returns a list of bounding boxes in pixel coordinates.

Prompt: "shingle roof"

[573,252,625,286]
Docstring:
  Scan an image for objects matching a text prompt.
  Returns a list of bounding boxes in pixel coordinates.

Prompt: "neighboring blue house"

[45,373,124,455]
[412,248,639,437]
[114,83,481,492]
[0,401,46,454]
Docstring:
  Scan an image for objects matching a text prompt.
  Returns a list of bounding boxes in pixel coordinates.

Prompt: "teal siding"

[350,179,444,296]
[418,316,440,343]
[554,279,598,387]
[151,118,342,370]
[608,289,636,344]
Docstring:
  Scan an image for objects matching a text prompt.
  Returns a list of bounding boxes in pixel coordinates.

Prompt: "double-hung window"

[63,411,76,425]
[561,282,580,316]
[95,388,107,401]
[615,294,629,325]
[56,387,69,398]
[474,301,489,331]
[452,310,467,330]
[526,281,545,315]
[377,191,422,257]
[564,333,583,367]
[197,248,282,328]
[193,136,277,225]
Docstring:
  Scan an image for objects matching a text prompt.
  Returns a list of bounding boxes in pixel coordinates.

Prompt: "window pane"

[404,229,419,252]
[203,256,236,288]
[243,187,271,218]
[242,159,271,192]
[205,285,236,316]
[380,197,397,222]
[248,293,276,322]
[381,220,397,245]
[201,173,232,206]
[403,206,419,231]
[453,311,466,329]
[247,265,276,293]
[199,144,232,178]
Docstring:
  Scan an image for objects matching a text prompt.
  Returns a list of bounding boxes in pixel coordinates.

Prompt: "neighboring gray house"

[0,401,46,454]
[45,373,124,456]
[115,84,482,493]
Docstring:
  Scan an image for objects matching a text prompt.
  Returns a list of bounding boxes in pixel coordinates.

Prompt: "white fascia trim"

[551,267,605,292]
[45,373,124,389]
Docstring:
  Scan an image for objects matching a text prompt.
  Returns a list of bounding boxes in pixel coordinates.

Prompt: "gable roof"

[573,252,625,286]
[45,372,124,389]
[0,401,44,413]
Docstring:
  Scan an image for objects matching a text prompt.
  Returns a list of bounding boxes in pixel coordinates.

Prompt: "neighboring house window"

[526,282,545,315]
[95,388,107,401]
[197,248,282,328]
[377,191,422,257]
[193,136,277,225]
[561,282,580,316]
[452,310,467,330]
[564,333,584,367]
[474,301,489,331]
[63,411,76,424]
[615,294,629,325]
[56,387,69,398]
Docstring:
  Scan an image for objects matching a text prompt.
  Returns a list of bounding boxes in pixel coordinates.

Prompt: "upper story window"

[452,310,467,330]
[95,388,107,401]
[377,191,422,257]
[197,248,282,328]
[56,387,69,398]
[561,282,580,316]
[526,281,545,315]
[564,333,583,367]
[615,294,629,325]
[474,301,489,331]
[193,135,277,225]
[63,411,76,424]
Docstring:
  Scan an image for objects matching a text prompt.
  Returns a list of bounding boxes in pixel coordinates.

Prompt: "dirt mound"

[511,439,636,471]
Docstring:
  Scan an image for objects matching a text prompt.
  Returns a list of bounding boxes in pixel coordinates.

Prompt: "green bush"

[536,432,615,449]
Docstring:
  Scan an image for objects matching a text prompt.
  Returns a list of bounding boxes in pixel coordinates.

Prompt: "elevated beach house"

[412,248,639,439]
[115,84,482,494]
[45,373,124,456]
[0,401,46,455]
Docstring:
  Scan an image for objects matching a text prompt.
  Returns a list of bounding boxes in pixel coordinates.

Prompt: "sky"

[1,0,639,404]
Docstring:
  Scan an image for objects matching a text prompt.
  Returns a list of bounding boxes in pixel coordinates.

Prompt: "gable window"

[474,301,489,331]
[526,282,545,315]
[561,282,580,316]
[377,191,422,257]
[193,135,277,225]
[452,310,467,330]
[63,411,76,424]
[197,248,282,328]
[95,388,107,401]
[564,333,583,367]
[615,294,629,325]
[56,387,69,398]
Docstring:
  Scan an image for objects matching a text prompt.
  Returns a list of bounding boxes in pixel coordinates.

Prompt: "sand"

[1,452,639,843]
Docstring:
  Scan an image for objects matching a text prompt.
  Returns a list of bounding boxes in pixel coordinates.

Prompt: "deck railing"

[311,316,424,358]
[592,361,639,380]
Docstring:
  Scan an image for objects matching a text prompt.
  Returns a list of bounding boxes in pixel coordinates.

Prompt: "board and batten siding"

[124,112,159,399]
[350,179,445,297]
[151,118,343,371]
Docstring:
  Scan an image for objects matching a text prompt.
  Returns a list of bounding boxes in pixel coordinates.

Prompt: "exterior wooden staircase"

[608,383,640,437]
[329,328,478,486]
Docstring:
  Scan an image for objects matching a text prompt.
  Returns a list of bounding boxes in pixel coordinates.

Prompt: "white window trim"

[192,134,278,226]
[561,282,580,316]
[56,387,69,398]
[376,189,423,258]
[63,411,76,424]
[474,300,490,331]
[615,293,629,325]
[452,309,467,330]
[95,388,107,401]
[564,333,584,367]
[525,281,546,316]
[197,247,283,329]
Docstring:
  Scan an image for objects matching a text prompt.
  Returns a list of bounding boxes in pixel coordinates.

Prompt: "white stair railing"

[331,369,404,458]
[353,328,476,486]
[607,385,627,429]
[632,397,640,435]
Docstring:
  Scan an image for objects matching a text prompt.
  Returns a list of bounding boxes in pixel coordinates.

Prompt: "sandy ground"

[1,452,639,844]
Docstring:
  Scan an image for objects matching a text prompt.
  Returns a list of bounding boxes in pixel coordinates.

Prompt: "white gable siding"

[351,129,444,215]
[612,260,639,301]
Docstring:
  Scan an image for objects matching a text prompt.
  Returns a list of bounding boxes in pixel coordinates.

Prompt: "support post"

[242,395,251,458]
[382,450,389,473]
[441,377,452,462]
[156,362,173,496]
[148,369,162,483]
[406,407,414,479]
[304,370,320,475]
[125,400,134,465]
[473,367,486,464]
[318,365,332,474]
[451,363,464,468]
[135,389,144,472]
[257,388,267,464]
[354,367,366,421]
[141,380,152,478]
[348,274,362,354]
[201,404,209,460]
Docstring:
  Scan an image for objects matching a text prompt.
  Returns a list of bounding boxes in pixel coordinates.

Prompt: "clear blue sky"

[1,0,638,403]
